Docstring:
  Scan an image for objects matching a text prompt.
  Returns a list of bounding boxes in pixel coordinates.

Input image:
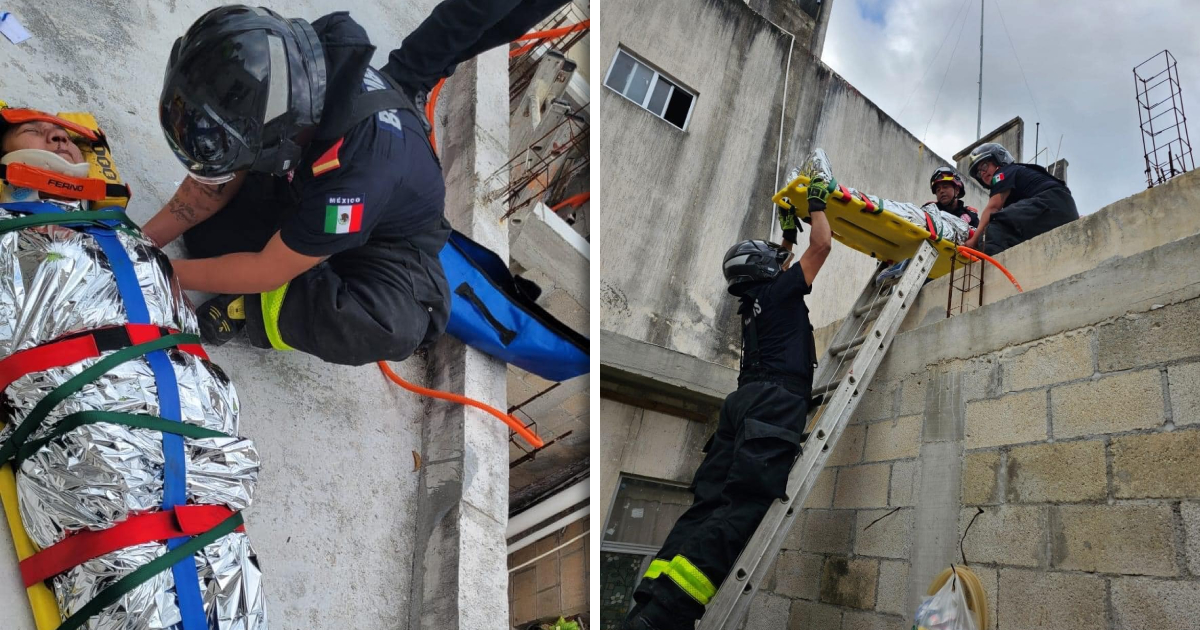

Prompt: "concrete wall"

[600,399,715,514]
[753,171,1200,630]
[599,0,984,377]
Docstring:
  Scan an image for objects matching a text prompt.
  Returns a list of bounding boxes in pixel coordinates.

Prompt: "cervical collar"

[1,149,95,205]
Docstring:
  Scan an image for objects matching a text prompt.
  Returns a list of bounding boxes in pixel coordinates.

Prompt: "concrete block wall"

[757,276,1200,628]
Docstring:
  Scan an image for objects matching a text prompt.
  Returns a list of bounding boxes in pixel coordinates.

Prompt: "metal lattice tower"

[1135,50,1194,188]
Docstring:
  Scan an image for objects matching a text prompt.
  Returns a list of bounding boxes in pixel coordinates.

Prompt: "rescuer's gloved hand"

[807,176,837,213]
[778,203,800,242]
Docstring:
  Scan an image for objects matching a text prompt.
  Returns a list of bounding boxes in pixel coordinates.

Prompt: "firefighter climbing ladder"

[697,241,940,630]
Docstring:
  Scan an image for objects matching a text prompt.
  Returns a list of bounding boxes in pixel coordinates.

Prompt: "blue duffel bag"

[439,230,588,382]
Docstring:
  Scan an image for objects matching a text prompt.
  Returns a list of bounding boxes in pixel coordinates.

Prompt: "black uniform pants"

[382,0,572,93]
[983,186,1078,256]
[625,381,807,629]
[181,174,448,366]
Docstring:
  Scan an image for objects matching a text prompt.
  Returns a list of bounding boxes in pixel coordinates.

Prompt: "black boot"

[197,294,247,346]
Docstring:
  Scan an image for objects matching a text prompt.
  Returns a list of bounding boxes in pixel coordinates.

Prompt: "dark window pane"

[647,78,673,116]
[605,51,635,93]
[604,477,693,545]
[626,63,654,105]
[600,552,651,629]
[664,89,694,129]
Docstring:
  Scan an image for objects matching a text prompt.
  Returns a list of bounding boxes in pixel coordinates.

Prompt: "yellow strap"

[665,555,717,605]
[644,558,670,580]
[260,283,294,351]
[1,463,62,630]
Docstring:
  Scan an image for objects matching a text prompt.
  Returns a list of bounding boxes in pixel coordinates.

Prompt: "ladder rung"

[830,334,866,356]
[852,295,890,317]
[811,379,841,398]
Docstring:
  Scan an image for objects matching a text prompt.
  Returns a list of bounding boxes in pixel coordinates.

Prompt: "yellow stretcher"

[772,174,972,280]
[0,105,131,630]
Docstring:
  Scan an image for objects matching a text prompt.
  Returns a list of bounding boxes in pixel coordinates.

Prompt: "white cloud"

[822,0,1200,214]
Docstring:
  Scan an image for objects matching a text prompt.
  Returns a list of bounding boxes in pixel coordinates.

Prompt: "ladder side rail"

[698,242,939,630]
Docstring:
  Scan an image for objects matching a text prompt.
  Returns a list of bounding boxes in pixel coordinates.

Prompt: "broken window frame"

[603,47,697,131]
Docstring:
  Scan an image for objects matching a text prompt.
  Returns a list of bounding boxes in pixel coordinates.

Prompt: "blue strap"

[5,203,209,630]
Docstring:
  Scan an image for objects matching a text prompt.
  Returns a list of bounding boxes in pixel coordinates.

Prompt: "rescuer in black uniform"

[144,6,456,366]
[962,142,1078,256]
[926,166,979,228]
[621,182,835,630]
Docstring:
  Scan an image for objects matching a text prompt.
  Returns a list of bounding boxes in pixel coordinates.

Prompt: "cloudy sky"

[821,0,1200,214]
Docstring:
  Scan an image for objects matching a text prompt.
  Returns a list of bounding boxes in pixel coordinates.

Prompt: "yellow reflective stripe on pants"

[665,555,717,605]
[644,558,670,580]
[260,283,294,351]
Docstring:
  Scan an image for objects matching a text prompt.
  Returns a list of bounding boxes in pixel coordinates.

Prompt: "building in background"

[502,3,592,627]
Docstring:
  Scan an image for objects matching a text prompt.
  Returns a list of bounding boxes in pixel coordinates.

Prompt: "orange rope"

[378,361,545,448]
[510,41,537,58]
[425,78,446,153]
[956,246,1023,292]
[550,192,590,212]
[511,20,590,42]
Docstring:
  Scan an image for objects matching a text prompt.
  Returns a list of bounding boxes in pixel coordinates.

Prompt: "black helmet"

[966,142,1015,185]
[723,240,789,296]
[159,5,327,183]
[930,166,965,198]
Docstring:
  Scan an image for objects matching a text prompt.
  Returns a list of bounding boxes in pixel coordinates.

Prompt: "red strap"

[861,195,876,213]
[923,212,938,241]
[19,505,243,587]
[0,325,208,392]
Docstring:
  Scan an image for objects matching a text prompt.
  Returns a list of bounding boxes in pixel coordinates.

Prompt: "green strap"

[664,555,718,606]
[644,558,670,580]
[259,283,294,351]
[0,333,199,466]
[57,510,244,630]
[0,210,140,234]
[16,410,228,464]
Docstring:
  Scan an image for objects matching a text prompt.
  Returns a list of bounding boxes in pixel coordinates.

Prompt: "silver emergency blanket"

[789,149,972,245]
[0,202,268,630]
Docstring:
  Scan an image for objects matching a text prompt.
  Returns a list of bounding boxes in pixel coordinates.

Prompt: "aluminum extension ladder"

[697,241,939,630]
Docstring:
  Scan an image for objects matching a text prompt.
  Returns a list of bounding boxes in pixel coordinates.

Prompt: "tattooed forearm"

[166,197,201,227]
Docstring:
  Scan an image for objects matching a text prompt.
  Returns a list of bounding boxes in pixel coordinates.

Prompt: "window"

[604,48,697,130]
[599,476,694,629]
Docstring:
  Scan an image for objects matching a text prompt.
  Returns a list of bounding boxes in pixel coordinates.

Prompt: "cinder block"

[743,592,791,630]
[966,390,1048,449]
[1111,578,1200,630]
[804,467,837,510]
[1098,299,1200,372]
[962,451,1001,505]
[788,600,842,629]
[1183,502,1200,575]
[890,459,920,507]
[854,381,896,423]
[1051,504,1177,576]
[960,356,1001,402]
[875,560,909,616]
[1112,429,1200,499]
[854,508,914,559]
[773,551,823,600]
[959,506,1045,567]
[998,569,1107,630]
[1051,370,1164,439]
[973,566,998,630]
[1002,332,1094,392]
[796,509,855,554]
[863,415,922,462]
[820,556,878,610]
[1169,361,1200,426]
[1006,440,1106,503]
[899,376,928,416]
[834,464,891,509]
[843,610,904,630]
[827,423,866,466]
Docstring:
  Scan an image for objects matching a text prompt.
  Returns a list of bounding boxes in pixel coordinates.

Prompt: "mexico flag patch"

[325,196,364,234]
[991,173,1006,185]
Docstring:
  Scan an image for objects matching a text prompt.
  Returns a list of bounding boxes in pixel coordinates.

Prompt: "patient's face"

[1,121,86,164]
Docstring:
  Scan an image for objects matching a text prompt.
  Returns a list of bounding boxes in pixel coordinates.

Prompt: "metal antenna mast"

[976,0,984,139]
